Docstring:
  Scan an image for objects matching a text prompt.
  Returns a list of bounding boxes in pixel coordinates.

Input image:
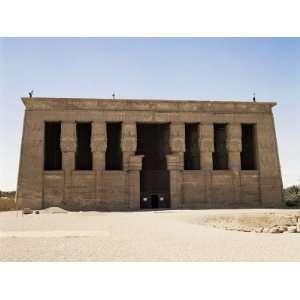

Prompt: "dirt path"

[1,209,300,261]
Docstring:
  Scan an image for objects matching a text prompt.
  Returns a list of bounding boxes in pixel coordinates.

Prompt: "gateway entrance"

[137,123,170,209]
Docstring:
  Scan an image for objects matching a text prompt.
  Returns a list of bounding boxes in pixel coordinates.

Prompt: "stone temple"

[16,97,283,210]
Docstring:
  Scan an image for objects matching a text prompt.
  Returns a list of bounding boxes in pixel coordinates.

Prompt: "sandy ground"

[1,209,300,261]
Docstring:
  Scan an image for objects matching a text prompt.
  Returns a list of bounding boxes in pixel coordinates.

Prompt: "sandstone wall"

[16,98,283,210]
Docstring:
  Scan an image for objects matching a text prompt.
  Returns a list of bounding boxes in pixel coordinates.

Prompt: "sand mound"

[40,207,68,214]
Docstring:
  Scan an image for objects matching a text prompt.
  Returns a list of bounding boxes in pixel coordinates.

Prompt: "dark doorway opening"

[106,122,122,170]
[151,194,159,209]
[213,123,228,170]
[75,123,92,170]
[44,122,62,170]
[137,123,170,209]
[241,124,256,170]
[184,123,200,170]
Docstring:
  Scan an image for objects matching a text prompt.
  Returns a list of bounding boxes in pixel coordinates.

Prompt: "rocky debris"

[40,207,68,214]
[287,226,297,233]
[277,226,287,233]
[22,208,33,215]
[197,211,300,234]
[35,210,40,214]
[297,221,300,233]
[269,227,281,233]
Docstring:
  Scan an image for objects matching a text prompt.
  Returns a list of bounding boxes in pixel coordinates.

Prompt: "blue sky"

[0,37,299,190]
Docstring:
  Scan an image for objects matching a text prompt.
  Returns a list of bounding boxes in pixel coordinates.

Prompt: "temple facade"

[16,97,283,210]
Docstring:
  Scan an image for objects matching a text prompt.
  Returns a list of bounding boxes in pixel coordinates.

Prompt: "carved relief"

[90,122,107,152]
[121,137,137,152]
[122,123,137,137]
[60,138,76,152]
[199,123,214,153]
[227,123,241,139]
[199,138,214,152]
[166,154,183,170]
[170,123,185,153]
[121,123,137,152]
[226,124,242,152]
[128,155,144,171]
[60,122,76,152]
[170,123,184,138]
[226,139,242,152]
[199,123,213,139]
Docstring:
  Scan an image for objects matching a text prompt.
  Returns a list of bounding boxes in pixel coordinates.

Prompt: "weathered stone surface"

[269,227,281,233]
[16,97,283,211]
[23,208,33,214]
[287,226,297,233]
[297,222,300,233]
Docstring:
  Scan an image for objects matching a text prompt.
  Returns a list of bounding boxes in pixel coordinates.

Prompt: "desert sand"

[1,209,300,261]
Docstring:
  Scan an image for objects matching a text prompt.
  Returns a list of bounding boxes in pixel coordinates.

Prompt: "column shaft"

[91,122,107,207]
[226,123,242,204]
[198,123,214,170]
[169,123,185,208]
[121,123,137,170]
[198,123,214,206]
[128,155,143,210]
[226,123,242,171]
[60,122,76,207]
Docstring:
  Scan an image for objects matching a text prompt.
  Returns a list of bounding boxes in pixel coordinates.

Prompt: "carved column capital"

[166,154,183,170]
[170,123,185,153]
[60,122,76,152]
[91,122,107,152]
[128,155,144,171]
[121,122,137,152]
[198,123,214,152]
[121,123,137,170]
[226,123,242,170]
[91,122,106,170]
[226,123,242,152]
[198,123,214,170]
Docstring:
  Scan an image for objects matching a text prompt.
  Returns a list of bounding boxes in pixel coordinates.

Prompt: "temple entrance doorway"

[137,123,170,209]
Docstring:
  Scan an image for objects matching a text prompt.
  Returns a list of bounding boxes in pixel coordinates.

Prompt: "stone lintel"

[22,97,277,114]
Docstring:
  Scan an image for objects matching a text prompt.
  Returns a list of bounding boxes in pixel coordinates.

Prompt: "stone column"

[198,123,214,170]
[121,123,140,209]
[170,123,185,167]
[60,122,76,207]
[128,155,144,210]
[199,123,214,206]
[91,122,107,207]
[121,122,137,170]
[166,154,183,209]
[168,123,185,209]
[226,123,242,171]
[226,123,242,204]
